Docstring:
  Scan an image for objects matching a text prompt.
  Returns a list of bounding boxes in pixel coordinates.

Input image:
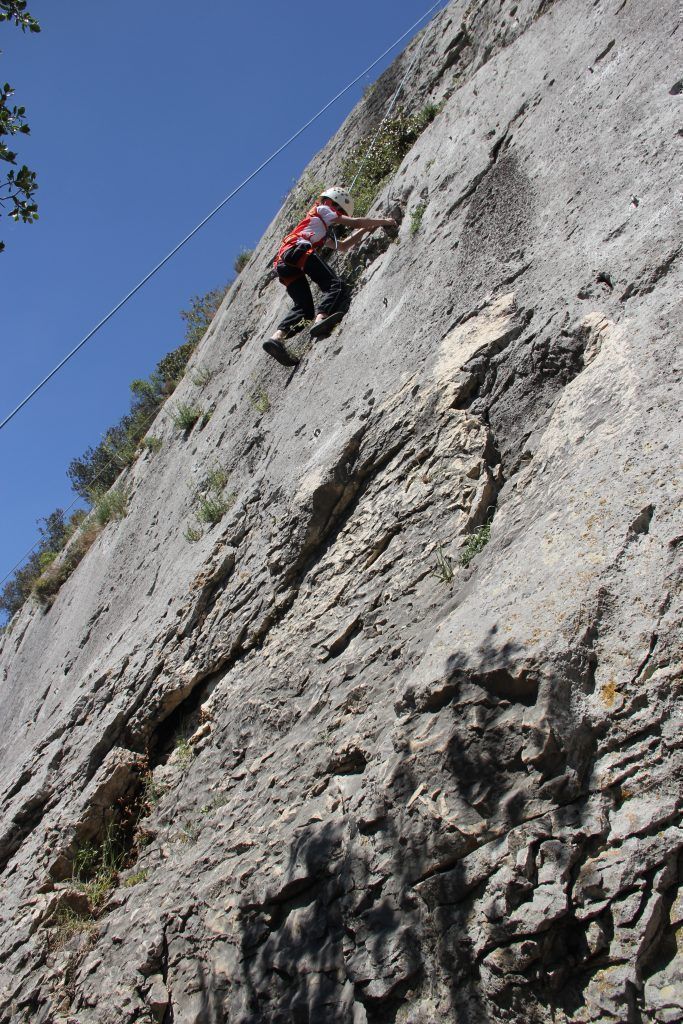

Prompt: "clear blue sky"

[0,0,445,616]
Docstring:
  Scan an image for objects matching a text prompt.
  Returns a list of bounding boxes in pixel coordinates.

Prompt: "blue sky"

[0,0,446,615]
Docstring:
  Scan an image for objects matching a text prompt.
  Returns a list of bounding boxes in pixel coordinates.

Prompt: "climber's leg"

[265,268,312,363]
[305,253,345,321]
[274,272,315,338]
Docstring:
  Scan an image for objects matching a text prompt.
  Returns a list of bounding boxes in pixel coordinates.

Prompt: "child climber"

[263,186,397,367]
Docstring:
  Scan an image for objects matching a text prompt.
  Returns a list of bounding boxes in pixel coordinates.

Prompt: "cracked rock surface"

[0,1,681,1022]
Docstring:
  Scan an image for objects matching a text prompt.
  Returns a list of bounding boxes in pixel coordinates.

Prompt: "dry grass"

[33,522,101,604]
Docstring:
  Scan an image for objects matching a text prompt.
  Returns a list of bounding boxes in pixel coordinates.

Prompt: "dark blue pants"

[276,253,345,336]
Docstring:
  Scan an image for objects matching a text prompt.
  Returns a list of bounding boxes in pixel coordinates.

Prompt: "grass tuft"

[143,435,163,453]
[93,486,128,527]
[142,771,166,810]
[460,523,491,567]
[174,737,196,772]
[178,821,201,844]
[410,200,428,235]
[249,389,270,414]
[191,462,234,529]
[71,821,126,913]
[191,367,214,388]
[234,248,254,274]
[171,402,203,432]
[122,867,149,888]
[433,544,455,584]
[49,906,97,951]
[196,494,233,526]
[203,465,230,493]
[341,104,440,216]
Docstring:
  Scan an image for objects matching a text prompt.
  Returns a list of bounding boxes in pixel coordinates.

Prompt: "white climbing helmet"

[320,186,354,216]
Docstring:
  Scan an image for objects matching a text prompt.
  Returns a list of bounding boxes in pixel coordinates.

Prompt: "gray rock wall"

[0,1,681,1022]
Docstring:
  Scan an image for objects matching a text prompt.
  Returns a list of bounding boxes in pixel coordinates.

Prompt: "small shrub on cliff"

[460,522,491,567]
[178,820,201,844]
[203,465,230,493]
[142,771,166,810]
[143,435,162,453]
[174,737,196,771]
[410,200,428,235]
[191,366,214,388]
[49,906,97,951]
[341,104,440,216]
[171,402,203,432]
[93,486,128,527]
[191,463,234,527]
[234,248,253,274]
[32,521,101,605]
[180,284,228,348]
[196,494,233,526]
[122,867,149,888]
[72,822,126,913]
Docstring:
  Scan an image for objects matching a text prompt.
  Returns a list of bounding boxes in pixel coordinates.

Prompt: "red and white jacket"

[274,202,342,271]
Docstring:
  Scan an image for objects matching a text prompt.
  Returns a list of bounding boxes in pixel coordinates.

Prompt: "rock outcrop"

[0,1,681,1022]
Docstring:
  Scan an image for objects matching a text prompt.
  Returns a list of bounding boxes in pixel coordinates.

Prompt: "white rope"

[350,13,434,192]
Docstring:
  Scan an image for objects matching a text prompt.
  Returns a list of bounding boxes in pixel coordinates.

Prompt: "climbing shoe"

[310,310,345,338]
[263,339,299,367]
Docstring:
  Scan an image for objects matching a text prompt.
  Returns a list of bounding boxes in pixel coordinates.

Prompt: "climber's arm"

[338,215,397,231]
[335,228,370,252]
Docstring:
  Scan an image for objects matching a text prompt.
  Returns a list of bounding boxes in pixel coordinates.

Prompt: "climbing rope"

[349,13,433,192]
[0,0,447,437]
[332,18,434,278]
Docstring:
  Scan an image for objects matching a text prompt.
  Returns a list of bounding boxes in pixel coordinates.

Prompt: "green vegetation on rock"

[68,285,228,500]
[460,522,491,567]
[342,104,440,216]
[1,283,228,623]
[31,519,101,605]
[93,485,128,527]
[193,464,234,527]
[234,248,254,274]
[171,402,204,433]
[410,199,428,235]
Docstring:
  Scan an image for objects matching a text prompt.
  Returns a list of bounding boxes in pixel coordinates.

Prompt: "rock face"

[0,1,681,1021]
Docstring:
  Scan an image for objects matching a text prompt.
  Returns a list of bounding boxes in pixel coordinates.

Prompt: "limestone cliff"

[0,2,681,1022]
